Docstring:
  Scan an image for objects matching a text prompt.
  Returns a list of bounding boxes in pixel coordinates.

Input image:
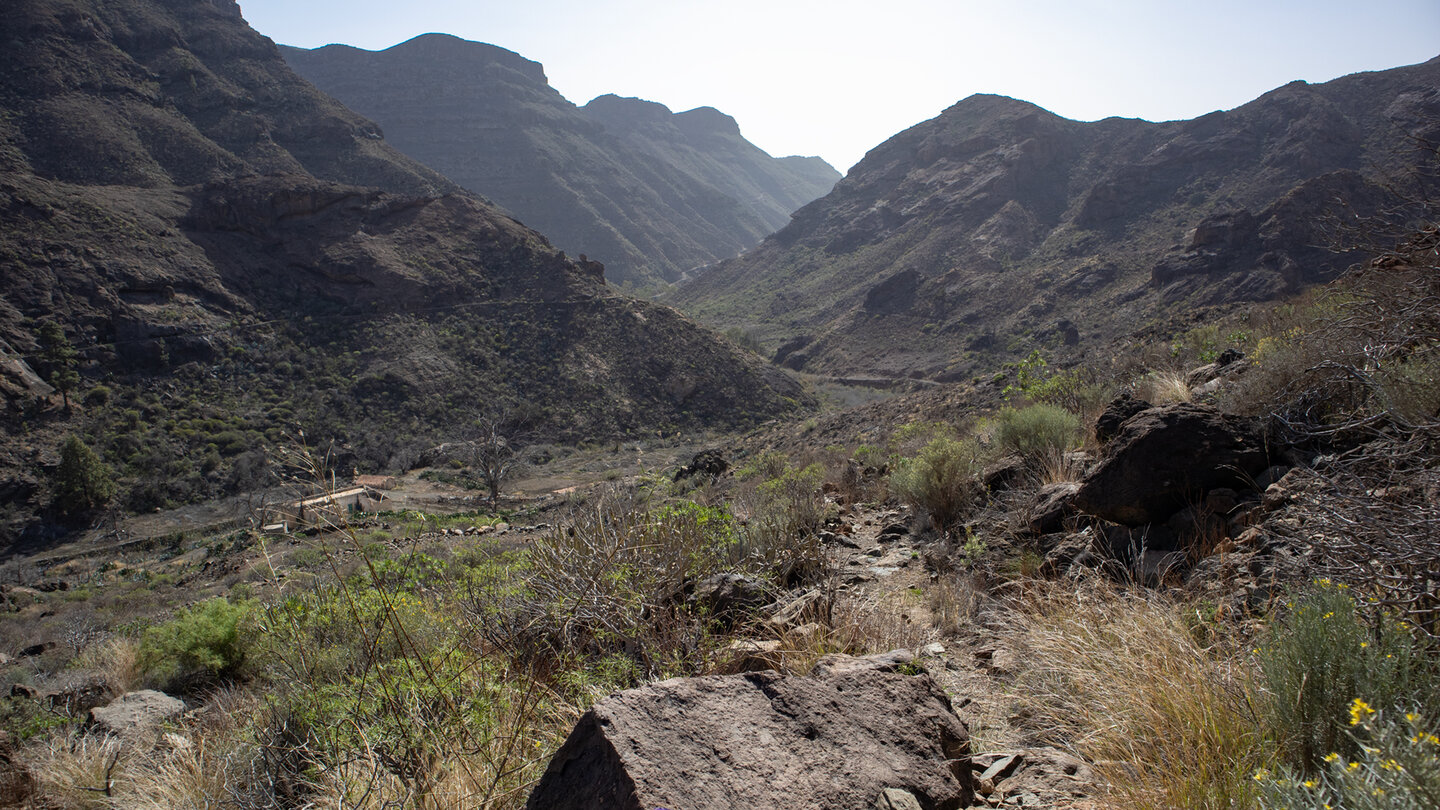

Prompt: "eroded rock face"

[526,654,972,810]
[1073,403,1269,526]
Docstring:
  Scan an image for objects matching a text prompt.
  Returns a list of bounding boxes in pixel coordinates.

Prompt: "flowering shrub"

[1258,705,1440,810]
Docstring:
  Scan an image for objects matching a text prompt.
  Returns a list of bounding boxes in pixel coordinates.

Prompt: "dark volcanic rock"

[1073,404,1269,526]
[674,448,728,482]
[1093,393,1153,445]
[281,35,839,288]
[526,654,972,810]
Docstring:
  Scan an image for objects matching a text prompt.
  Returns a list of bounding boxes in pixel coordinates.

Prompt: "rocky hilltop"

[281,34,840,290]
[0,0,801,534]
[673,58,1440,380]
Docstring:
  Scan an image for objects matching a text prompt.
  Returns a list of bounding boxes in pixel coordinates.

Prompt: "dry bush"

[30,735,126,809]
[889,435,986,530]
[1275,440,1440,639]
[748,590,940,677]
[1226,228,1440,442]
[71,637,143,695]
[1032,447,1086,486]
[27,689,300,809]
[927,572,988,637]
[1003,581,1270,810]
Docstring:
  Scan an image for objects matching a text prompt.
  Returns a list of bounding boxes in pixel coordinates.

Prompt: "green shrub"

[1257,707,1440,810]
[82,385,112,408]
[53,434,115,514]
[890,436,983,530]
[1257,581,1435,773]
[140,598,253,681]
[995,404,1081,461]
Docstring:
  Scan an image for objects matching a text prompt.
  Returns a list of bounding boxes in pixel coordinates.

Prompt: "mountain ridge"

[673,58,1440,380]
[0,0,802,534]
[281,33,840,289]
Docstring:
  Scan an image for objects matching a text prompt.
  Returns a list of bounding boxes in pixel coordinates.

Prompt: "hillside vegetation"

[1,214,1436,809]
[0,0,803,541]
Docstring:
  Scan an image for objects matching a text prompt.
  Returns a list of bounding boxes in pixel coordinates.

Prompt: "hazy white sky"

[239,0,1440,173]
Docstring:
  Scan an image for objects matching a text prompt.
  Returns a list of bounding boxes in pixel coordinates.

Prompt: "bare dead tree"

[460,409,534,511]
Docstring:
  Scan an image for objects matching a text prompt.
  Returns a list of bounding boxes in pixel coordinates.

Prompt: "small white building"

[277,486,384,528]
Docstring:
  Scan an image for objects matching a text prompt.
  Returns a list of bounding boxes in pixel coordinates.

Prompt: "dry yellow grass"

[1002,581,1272,810]
[1138,369,1195,404]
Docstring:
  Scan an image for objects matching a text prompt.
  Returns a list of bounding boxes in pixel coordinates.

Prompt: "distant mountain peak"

[290,34,548,86]
[286,40,839,287]
[675,106,742,138]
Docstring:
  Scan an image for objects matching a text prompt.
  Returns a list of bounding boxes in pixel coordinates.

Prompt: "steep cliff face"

[673,59,1440,381]
[281,34,840,289]
[0,0,802,531]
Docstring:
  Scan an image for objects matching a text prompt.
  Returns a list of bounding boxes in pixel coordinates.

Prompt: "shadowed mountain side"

[281,34,839,290]
[0,0,803,533]
[672,59,1440,381]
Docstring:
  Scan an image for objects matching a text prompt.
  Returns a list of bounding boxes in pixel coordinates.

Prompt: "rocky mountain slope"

[673,58,1440,381]
[0,0,802,535]
[281,34,840,291]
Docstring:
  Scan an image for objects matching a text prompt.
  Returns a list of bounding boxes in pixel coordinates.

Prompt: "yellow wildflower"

[1349,698,1375,726]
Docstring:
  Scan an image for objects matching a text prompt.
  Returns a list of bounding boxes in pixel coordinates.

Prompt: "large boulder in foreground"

[525,652,972,810]
[1072,403,1269,526]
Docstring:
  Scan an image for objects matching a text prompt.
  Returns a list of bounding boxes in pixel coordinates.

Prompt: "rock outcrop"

[88,690,185,739]
[526,652,972,810]
[1072,403,1270,526]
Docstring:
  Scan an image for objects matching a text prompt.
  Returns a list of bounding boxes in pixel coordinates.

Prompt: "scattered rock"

[88,690,185,740]
[688,574,774,627]
[526,653,971,810]
[1026,483,1079,534]
[877,521,911,541]
[674,449,728,482]
[875,787,925,810]
[1135,549,1187,586]
[976,752,1022,783]
[766,589,827,631]
[982,456,1027,493]
[723,639,782,673]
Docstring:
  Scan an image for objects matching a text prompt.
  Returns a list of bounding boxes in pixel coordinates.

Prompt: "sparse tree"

[37,320,80,413]
[54,434,115,514]
[466,418,519,510]
[460,410,533,511]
